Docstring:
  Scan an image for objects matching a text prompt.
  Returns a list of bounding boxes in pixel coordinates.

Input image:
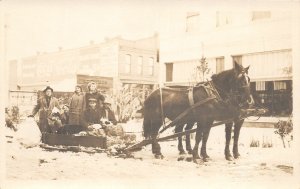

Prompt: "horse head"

[211,61,254,107]
[232,61,254,106]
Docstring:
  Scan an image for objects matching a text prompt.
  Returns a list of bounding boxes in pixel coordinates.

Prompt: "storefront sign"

[77,74,113,91]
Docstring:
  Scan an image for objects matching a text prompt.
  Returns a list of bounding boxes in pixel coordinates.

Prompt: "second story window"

[147,57,154,76]
[186,12,200,32]
[137,56,143,75]
[124,54,131,74]
[252,11,271,21]
[216,11,231,27]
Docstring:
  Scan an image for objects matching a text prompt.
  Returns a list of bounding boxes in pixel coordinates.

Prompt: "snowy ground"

[2,119,298,189]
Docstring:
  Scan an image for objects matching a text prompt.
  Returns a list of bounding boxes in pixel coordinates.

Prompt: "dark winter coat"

[100,108,117,125]
[82,107,101,128]
[68,92,85,125]
[32,95,60,133]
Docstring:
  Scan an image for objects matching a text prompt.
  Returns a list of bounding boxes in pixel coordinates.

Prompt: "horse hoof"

[225,156,233,161]
[187,150,193,155]
[201,154,210,159]
[202,158,209,162]
[233,154,241,159]
[177,156,185,161]
[179,151,186,155]
[155,154,164,159]
[193,158,204,164]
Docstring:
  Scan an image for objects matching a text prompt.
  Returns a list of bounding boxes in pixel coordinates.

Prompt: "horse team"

[142,62,254,163]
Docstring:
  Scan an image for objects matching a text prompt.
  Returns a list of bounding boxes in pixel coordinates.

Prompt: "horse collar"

[188,88,194,106]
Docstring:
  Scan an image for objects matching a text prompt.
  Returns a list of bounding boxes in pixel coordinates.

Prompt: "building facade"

[160,11,293,116]
[17,34,159,94]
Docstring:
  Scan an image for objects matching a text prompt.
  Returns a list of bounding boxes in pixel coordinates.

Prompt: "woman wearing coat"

[68,85,85,126]
[85,81,105,112]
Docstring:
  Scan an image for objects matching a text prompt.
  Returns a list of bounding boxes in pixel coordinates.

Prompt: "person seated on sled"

[100,97,117,125]
[82,98,102,130]
[60,104,69,125]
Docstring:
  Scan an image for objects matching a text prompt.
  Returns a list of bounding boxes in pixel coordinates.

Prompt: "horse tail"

[143,117,151,138]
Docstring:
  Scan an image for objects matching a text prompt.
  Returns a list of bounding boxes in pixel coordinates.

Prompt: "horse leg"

[185,122,194,154]
[192,122,203,164]
[225,122,233,161]
[233,119,244,159]
[150,120,164,159]
[175,124,185,155]
[200,121,213,162]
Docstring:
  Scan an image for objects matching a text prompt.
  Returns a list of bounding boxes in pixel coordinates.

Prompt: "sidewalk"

[243,116,289,128]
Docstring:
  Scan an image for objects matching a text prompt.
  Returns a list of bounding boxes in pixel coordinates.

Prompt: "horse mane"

[211,68,236,92]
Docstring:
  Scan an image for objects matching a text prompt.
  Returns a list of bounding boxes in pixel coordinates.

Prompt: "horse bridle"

[211,73,252,108]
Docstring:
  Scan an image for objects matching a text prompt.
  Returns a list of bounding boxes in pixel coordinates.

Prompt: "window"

[186,12,200,32]
[256,81,266,91]
[137,56,143,75]
[252,11,271,21]
[216,57,224,73]
[274,81,287,90]
[232,56,242,66]
[147,57,154,75]
[166,63,173,82]
[216,11,230,27]
[124,54,131,74]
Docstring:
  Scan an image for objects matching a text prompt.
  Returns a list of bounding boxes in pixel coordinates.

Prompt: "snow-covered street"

[2,119,296,189]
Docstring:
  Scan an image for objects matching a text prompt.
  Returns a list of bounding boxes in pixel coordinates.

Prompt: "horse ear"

[234,61,242,72]
[245,65,250,73]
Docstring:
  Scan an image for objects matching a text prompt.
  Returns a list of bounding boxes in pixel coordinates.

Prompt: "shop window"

[256,81,266,91]
[166,63,173,82]
[274,81,287,90]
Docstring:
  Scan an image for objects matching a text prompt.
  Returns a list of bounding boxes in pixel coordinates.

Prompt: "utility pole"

[4,13,9,106]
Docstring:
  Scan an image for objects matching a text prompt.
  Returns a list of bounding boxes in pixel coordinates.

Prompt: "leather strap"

[188,88,194,106]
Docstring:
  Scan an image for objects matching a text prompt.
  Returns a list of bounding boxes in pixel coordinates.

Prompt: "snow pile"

[16,117,41,148]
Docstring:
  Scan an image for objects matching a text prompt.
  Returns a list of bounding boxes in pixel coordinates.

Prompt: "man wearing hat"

[82,98,102,129]
[29,86,61,133]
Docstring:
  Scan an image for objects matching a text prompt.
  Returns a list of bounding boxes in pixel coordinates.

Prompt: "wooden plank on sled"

[41,133,107,149]
[124,108,267,152]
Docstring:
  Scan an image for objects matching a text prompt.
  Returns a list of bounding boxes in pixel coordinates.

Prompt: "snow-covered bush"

[274,116,293,148]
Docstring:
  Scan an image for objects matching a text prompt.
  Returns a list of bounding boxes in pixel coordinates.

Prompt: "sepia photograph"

[0,0,300,188]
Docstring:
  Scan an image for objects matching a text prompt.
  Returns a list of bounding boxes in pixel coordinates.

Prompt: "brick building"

[17,34,159,94]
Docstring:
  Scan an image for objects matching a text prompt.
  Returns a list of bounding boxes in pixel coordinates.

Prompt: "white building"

[160,11,293,116]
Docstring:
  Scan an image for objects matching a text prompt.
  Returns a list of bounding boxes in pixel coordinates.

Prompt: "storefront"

[241,50,293,116]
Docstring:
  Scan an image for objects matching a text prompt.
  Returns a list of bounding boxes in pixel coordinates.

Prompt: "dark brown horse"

[143,62,253,162]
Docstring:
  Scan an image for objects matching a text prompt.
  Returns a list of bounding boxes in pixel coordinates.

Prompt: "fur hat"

[75,85,83,92]
[43,86,54,93]
[87,82,97,90]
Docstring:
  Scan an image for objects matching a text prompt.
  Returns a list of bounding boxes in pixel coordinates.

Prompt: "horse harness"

[159,81,221,133]
[188,81,222,106]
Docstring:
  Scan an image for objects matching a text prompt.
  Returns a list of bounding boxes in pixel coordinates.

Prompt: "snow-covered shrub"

[274,116,293,148]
